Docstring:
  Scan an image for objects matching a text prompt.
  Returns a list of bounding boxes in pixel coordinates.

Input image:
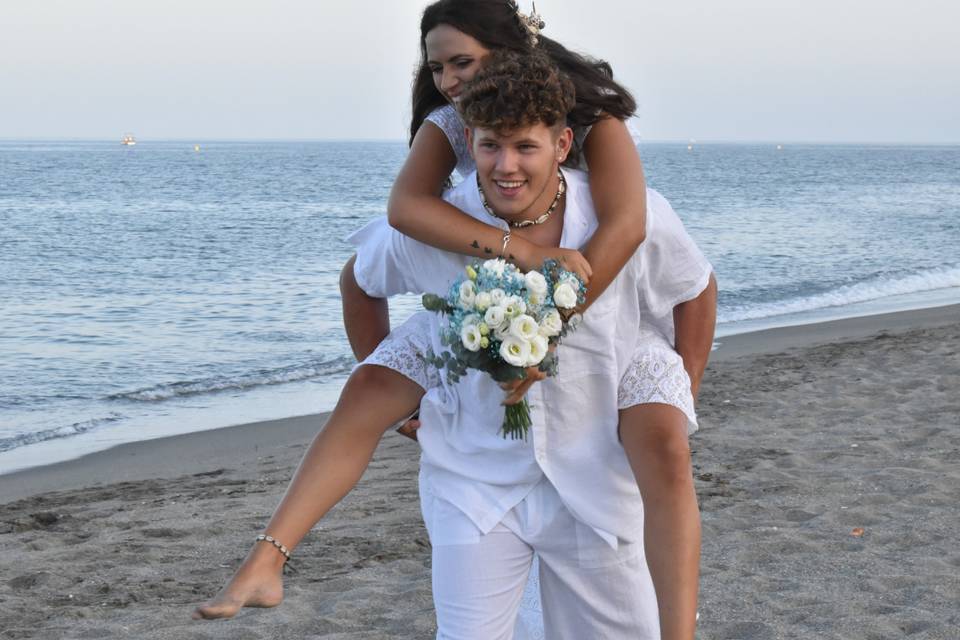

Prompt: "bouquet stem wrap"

[503,397,532,440]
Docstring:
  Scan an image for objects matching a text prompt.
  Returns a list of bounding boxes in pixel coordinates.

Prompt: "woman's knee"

[347,364,415,395]
[337,365,423,431]
[620,405,693,484]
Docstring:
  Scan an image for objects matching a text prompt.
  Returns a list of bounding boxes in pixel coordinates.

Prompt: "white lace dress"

[357,106,706,638]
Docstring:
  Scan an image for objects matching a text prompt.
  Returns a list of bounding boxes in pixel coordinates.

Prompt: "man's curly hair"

[459,50,576,133]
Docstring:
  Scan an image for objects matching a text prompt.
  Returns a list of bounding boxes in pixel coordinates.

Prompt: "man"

[349,51,713,638]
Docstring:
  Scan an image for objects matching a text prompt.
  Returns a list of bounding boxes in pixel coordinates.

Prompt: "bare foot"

[192,546,286,620]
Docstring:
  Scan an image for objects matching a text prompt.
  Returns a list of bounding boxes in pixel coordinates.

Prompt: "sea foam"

[110,356,356,402]
[719,266,960,324]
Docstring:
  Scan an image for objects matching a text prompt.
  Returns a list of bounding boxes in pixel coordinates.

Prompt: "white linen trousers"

[422,477,661,640]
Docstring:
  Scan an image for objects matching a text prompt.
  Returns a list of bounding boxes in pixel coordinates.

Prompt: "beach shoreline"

[2,304,958,639]
[3,302,958,501]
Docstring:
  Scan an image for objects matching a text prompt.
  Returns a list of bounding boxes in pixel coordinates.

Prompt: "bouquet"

[422,258,585,440]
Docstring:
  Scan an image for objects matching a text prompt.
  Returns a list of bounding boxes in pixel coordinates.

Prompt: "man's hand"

[395,413,421,441]
[499,366,548,406]
[673,273,718,404]
[340,255,390,361]
[398,364,549,437]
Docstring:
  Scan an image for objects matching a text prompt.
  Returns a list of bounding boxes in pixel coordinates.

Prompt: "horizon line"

[2,136,960,146]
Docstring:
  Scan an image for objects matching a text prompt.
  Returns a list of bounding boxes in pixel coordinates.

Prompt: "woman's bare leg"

[192,364,424,620]
[619,403,701,640]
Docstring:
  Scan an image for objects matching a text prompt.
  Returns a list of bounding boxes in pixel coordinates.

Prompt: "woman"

[194,2,714,638]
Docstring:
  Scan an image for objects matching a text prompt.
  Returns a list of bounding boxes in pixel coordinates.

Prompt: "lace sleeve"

[424,105,474,178]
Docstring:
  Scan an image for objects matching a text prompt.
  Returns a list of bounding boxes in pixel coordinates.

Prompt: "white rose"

[553,282,578,309]
[474,291,492,311]
[499,336,532,367]
[539,309,563,337]
[526,334,549,367]
[483,259,507,278]
[509,314,540,342]
[489,288,506,305]
[493,323,512,341]
[461,313,481,328]
[503,295,527,318]
[460,324,482,352]
[484,305,506,329]
[524,271,548,296]
[458,280,477,308]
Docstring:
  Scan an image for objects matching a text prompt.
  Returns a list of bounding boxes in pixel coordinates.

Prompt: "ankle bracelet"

[256,534,291,562]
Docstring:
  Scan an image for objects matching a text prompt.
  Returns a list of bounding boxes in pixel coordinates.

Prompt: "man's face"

[467,122,573,221]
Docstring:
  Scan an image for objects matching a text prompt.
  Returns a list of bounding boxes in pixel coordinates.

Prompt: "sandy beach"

[2,305,958,639]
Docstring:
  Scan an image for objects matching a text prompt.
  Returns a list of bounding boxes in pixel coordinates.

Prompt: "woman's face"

[424,24,491,105]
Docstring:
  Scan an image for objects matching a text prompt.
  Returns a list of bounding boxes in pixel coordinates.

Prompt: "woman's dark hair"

[410,0,636,146]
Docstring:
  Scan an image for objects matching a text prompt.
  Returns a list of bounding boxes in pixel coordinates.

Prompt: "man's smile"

[494,178,527,198]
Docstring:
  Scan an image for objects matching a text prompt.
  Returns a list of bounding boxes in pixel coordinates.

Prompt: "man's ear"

[465,127,475,160]
[556,126,574,164]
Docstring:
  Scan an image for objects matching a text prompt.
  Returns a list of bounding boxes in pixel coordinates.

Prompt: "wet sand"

[2,305,958,639]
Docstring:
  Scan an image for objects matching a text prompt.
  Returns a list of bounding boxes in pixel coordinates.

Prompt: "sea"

[1,140,958,474]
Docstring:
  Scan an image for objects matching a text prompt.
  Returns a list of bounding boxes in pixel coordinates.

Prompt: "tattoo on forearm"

[470,240,480,249]
[484,247,493,254]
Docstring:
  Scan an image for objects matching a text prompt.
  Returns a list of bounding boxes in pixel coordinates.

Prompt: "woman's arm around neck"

[386,121,591,280]
[387,122,517,260]
[579,116,648,307]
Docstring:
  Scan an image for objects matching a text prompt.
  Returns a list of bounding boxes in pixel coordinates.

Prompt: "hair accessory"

[478,169,566,228]
[256,534,296,573]
[514,1,546,47]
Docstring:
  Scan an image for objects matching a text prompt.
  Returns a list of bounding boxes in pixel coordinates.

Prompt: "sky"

[1,0,958,143]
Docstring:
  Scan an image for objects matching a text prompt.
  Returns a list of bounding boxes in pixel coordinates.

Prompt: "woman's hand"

[511,236,592,285]
[399,366,547,435]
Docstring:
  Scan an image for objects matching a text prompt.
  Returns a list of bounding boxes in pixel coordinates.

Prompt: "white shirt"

[350,168,711,547]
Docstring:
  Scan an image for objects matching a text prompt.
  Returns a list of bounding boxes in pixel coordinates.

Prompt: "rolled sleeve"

[347,217,421,298]
[637,190,714,317]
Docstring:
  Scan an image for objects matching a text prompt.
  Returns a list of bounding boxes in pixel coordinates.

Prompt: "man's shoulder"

[563,167,590,189]
[560,167,597,227]
[562,168,591,205]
